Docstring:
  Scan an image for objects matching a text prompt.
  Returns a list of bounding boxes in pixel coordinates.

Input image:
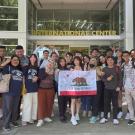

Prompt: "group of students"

[0,45,135,132]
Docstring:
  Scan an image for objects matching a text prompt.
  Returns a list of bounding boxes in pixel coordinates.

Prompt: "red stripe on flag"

[60,90,97,96]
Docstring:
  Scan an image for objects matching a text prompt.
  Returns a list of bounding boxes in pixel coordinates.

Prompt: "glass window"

[0,0,18,31]
[54,10,69,31]
[70,10,89,31]
[0,39,18,56]
[0,7,18,19]
[36,10,53,31]
[34,8,120,35]
[0,20,18,31]
[0,0,18,6]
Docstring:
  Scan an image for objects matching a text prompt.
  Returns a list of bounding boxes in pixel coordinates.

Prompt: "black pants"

[92,81,103,116]
[58,96,68,118]
[104,89,118,119]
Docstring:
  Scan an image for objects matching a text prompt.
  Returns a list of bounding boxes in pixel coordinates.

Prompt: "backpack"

[39,59,44,66]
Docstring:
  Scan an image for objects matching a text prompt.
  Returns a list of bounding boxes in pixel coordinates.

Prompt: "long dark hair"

[29,54,38,67]
[73,56,83,68]
[58,57,67,69]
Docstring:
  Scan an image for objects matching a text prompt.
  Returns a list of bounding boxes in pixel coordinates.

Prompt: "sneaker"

[128,120,135,125]
[29,120,34,124]
[60,117,67,123]
[89,116,97,124]
[125,113,130,120]
[2,127,11,132]
[36,120,44,127]
[113,119,119,125]
[11,122,20,128]
[100,118,108,124]
[82,111,87,117]
[70,116,78,126]
[22,121,27,126]
[44,117,52,122]
[117,112,123,119]
[75,114,80,121]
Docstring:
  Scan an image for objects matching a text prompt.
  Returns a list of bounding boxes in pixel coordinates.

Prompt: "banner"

[32,30,117,36]
[58,70,97,96]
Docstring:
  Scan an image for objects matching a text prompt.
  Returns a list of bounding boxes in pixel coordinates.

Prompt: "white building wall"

[18,0,27,54]
[125,0,134,51]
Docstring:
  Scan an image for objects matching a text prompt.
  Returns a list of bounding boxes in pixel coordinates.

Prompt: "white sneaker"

[113,119,119,125]
[100,118,108,124]
[71,116,78,126]
[36,120,44,127]
[75,114,80,121]
[125,113,130,120]
[44,117,52,122]
[29,120,34,124]
[117,112,123,119]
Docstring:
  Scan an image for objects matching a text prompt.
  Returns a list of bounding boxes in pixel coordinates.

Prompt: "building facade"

[0,0,134,56]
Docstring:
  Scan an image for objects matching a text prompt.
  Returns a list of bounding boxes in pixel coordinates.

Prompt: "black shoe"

[60,117,67,123]
[11,122,20,128]
[128,120,135,125]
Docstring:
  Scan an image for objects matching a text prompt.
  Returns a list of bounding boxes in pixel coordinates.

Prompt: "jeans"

[2,94,20,128]
[81,96,92,111]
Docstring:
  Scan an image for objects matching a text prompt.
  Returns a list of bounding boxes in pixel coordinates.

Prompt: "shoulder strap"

[40,59,44,66]
[132,60,135,69]
[8,66,11,74]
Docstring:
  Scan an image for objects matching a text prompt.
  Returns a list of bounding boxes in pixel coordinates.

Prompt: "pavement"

[0,112,135,135]
[0,100,135,135]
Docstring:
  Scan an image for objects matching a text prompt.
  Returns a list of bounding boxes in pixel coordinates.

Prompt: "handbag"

[0,66,11,93]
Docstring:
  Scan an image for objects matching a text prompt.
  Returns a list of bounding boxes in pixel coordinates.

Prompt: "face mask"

[89,64,95,68]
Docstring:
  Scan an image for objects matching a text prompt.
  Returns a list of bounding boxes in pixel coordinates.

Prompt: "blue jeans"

[2,94,20,128]
[81,96,92,111]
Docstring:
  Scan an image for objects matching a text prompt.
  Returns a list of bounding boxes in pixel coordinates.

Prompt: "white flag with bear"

[58,70,97,96]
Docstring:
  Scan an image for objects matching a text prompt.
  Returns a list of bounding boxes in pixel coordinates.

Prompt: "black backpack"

[39,59,44,66]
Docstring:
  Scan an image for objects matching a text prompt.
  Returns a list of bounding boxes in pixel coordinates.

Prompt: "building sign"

[32,30,117,36]
[58,70,97,96]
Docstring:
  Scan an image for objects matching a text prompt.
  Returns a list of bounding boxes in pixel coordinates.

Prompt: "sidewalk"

[0,115,135,135]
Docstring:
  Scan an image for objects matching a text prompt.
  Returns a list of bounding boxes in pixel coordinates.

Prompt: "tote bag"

[0,66,11,93]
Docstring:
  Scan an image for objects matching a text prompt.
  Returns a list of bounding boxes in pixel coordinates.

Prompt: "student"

[70,56,82,126]
[2,55,23,131]
[81,55,91,117]
[15,45,29,119]
[15,45,29,67]
[98,55,106,118]
[55,57,68,122]
[90,48,100,59]
[100,56,120,125]
[37,59,55,127]
[88,58,105,124]
[114,49,124,119]
[121,51,135,125]
[39,50,49,69]
[0,45,11,119]
[65,52,74,70]
[22,54,38,126]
